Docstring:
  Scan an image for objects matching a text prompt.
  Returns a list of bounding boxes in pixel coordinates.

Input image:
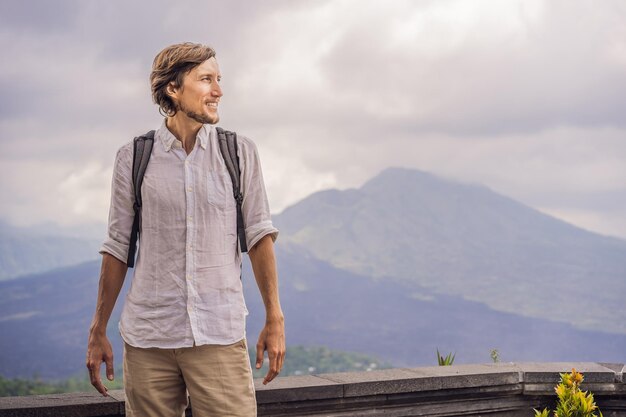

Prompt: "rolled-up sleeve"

[237,136,279,250]
[99,142,135,263]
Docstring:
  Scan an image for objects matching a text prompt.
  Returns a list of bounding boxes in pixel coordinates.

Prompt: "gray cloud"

[0,0,82,34]
[0,0,625,240]
[238,0,626,136]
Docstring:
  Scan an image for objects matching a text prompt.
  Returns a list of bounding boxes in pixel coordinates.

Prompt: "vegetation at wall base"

[0,373,122,397]
[534,368,603,417]
[250,345,390,378]
[436,349,456,366]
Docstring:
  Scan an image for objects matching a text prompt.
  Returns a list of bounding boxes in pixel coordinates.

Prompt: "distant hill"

[1,166,625,380]
[2,245,625,380]
[0,220,101,281]
[246,243,626,367]
[274,167,626,335]
[0,345,389,397]
[0,261,123,379]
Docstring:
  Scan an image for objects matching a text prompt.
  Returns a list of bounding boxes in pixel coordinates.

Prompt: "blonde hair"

[150,42,216,116]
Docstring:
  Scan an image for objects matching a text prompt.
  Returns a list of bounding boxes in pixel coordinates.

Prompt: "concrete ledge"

[0,391,122,417]
[254,375,343,403]
[316,364,522,398]
[520,362,617,384]
[520,362,626,397]
[1,362,625,417]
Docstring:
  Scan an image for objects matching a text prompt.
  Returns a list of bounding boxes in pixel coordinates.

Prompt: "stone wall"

[1,362,625,416]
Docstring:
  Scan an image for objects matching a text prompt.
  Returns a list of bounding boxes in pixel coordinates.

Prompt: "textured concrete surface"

[520,362,617,383]
[1,362,624,417]
[0,391,121,417]
[255,374,343,403]
[318,364,522,397]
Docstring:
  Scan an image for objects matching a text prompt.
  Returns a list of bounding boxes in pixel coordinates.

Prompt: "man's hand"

[249,234,284,384]
[86,253,127,396]
[86,332,115,396]
[255,316,285,385]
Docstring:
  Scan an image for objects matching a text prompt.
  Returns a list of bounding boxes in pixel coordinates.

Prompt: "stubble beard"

[177,102,218,125]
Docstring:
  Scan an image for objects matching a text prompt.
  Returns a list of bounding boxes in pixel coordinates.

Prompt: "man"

[86,42,285,417]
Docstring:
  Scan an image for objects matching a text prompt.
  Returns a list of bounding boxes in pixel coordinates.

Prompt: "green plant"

[490,349,500,363]
[436,349,455,366]
[534,368,603,417]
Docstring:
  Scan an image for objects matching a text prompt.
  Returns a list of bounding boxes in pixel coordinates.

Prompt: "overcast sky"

[1,0,625,239]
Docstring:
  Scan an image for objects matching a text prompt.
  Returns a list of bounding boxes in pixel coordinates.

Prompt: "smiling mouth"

[206,102,218,108]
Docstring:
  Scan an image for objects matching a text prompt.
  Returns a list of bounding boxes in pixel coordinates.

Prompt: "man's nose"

[213,82,223,97]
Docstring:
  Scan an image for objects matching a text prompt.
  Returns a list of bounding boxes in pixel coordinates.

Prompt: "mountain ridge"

[273,166,626,334]
[1,165,624,380]
[0,220,101,281]
[2,246,625,380]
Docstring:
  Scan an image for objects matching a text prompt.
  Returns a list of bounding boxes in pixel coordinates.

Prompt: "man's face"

[169,57,223,124]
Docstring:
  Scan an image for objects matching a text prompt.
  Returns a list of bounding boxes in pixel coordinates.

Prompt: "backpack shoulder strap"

[127,130,155,267]
[215,127,248,253]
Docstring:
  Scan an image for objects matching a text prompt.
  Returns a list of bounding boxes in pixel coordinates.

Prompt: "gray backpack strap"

[127,130,155,267]
[216,127,248,253]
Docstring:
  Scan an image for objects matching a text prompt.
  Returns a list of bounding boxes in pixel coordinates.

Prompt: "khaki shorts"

[123,339,256,417]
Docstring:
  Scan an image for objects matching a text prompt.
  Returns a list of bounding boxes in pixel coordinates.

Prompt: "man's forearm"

[249,234,285,383]
[87,252,127,395]
[89,253,128,335]
[248,235,283,320]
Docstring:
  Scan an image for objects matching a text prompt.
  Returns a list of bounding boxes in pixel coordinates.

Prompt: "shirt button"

[187,187,193,192]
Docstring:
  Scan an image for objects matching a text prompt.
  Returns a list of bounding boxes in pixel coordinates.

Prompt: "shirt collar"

[158,119,211,152]
[198,125,210,150]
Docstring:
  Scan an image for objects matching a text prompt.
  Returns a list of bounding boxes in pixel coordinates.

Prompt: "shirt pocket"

[200,171,237,267]
[206,170,233,209]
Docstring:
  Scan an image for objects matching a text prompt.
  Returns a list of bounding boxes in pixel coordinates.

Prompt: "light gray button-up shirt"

[100,120,278,348]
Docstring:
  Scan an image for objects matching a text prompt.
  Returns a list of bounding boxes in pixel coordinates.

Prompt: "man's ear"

[167,82,178,99]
